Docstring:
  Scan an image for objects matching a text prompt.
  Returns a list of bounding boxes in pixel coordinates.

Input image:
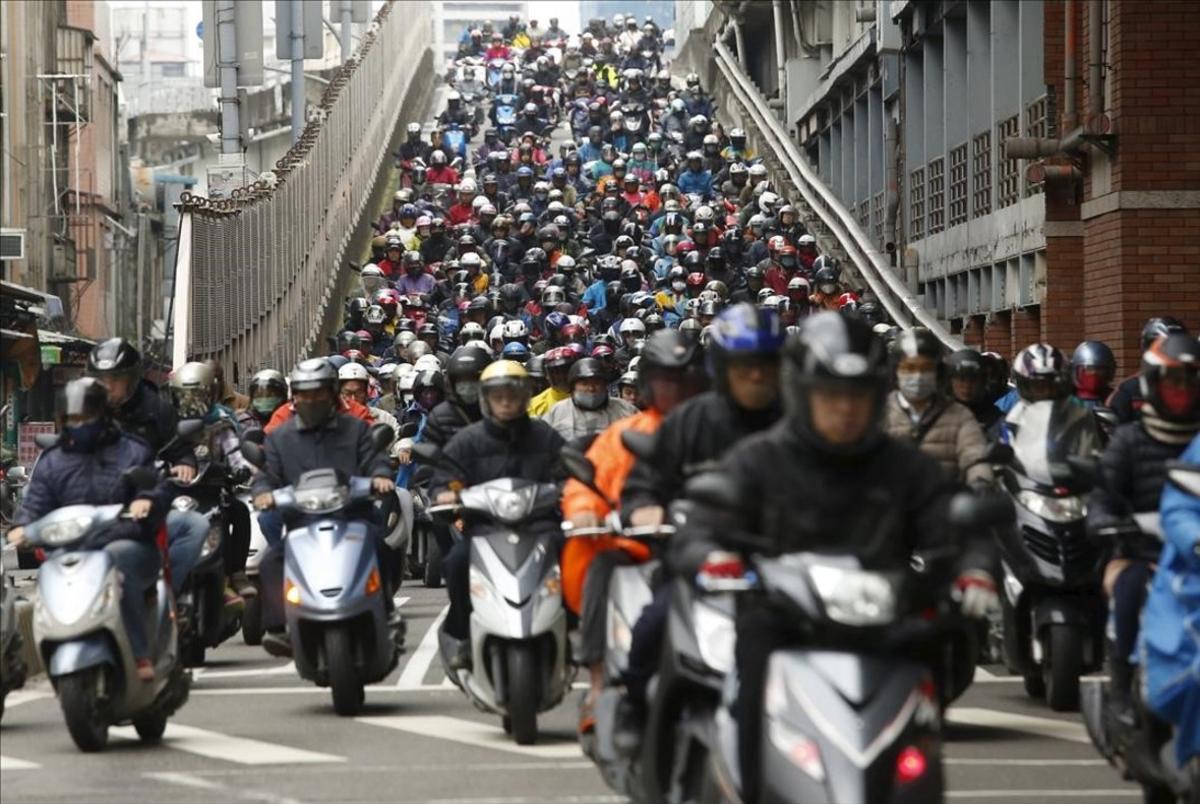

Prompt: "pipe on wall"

[1087,0,1103,129]
[772,0,788,102]
[1064,0,1078,131]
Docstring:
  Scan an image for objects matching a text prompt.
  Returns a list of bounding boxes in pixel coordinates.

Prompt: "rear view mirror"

[33,433,59,450]
[685,472,739,510]
[177,419,205,440]
[242,428,265,445]
[369,423,394,453]
[948,491,1015,530]
[1167,460,1200,497]
[398,421,419,440]
[410,443,442,466]
[620,430,657,462]
[240,441,266,469]
[123,466,160,491]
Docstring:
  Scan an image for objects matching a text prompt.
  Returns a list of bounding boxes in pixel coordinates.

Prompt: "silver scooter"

[415,444,572,745]
[25,490,189,751]
[239,488,269,646]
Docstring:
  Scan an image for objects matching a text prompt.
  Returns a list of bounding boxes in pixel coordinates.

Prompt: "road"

[0,584,1140,804]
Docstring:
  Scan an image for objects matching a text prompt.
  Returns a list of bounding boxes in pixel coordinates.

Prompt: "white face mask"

[897,371,938,402]
[672,280,686,293]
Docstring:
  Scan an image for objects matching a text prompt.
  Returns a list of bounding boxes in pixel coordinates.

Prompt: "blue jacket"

[582,279,608,312]
[16,427,170,545]
[677,169,713,199]
[1141,434,1200,765]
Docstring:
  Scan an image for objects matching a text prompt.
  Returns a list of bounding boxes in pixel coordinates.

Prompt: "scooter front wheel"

[242,593,264,646]
[59,669,109,752]
[506,643,540,745]
[1044,624,1083,711]
[325,624,364,716]
[133,709,168,743]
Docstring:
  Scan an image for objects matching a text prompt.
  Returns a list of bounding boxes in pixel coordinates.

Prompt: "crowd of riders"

[7,11,1198,801]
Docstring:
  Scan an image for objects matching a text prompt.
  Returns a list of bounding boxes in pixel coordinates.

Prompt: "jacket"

[561,409,663,613]
[528,386,571,417]
[542,396,638,443]
[621,391,780,515]
[251,412,392,496]
[265,396,375,434]
[679,421,992,580]
[432,416,566,496]
[423,400,480,448]
[677,169,713,199]
[17,427,170,546]
[112,380,194,468]
[884,391,993,487]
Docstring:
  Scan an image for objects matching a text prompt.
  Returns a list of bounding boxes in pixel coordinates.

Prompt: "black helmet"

[944,348,987,404]
[567,357,607,385]
[1140,316,1187,351]
[782,312,889,454]
[88,337,141,376]
[289,358,338,392]
[1070,340,1116,400]
[249,368,287,398]
[812,265,840,294]
[1139,333,1200,426]
[891,327,944,364]
[412,369,446,396]
[856,299,884,328]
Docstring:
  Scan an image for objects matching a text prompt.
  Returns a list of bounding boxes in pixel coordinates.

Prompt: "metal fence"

[171,0,429,379]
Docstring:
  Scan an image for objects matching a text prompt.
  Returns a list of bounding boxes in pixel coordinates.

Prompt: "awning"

[0,280,65,320]
[1,321,41,389]
[37,329,95,347]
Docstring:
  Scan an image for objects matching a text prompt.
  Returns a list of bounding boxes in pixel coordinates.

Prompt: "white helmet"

[488,323,506,347]
[338,363,370,383]
[798,234,816,247]
[502,319,528,341]
[465,339,494,357]
[394,362,416,379]
[414,354,442,372]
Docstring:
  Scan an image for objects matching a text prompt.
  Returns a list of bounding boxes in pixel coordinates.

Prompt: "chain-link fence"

[172,0,429,379]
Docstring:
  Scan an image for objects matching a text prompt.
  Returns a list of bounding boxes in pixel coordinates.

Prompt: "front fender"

[47,633,115,678]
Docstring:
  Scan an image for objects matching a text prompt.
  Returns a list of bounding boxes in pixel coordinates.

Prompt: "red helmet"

[561,323,588,345]
[686,271,706,289]
[675,240,696,259]
[544,345,580,369]
[767,235,787,254]
[354,329,374,346]
[342,348,369,365]
[1140,334,1200,423]
[837,291,860,310]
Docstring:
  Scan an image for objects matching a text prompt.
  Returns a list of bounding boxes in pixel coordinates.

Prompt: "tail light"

[895,745,928,784]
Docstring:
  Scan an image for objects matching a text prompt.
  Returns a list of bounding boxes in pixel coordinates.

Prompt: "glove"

[954,570,998,618]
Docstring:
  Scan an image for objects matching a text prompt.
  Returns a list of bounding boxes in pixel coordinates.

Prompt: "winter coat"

[422,400,480,449]
[884,392,993,487]
[112,380,193,468]
[542,396,638,443]
[431,416,565,496]
[251,412,391,496]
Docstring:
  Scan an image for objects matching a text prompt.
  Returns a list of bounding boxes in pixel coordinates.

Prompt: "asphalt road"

[0,584,1140,804]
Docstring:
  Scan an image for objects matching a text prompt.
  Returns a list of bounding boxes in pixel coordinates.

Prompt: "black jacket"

[621,391,780,515]
[252,413,391,495]
[432,416,565,495]
[1087,420,1190,555]
[677,421,990,580]
[112,380,194,467]
[1107,375,1143,425]
[423,400,480,449]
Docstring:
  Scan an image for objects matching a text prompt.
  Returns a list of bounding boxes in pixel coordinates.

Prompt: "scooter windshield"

[1007,400,1102,488]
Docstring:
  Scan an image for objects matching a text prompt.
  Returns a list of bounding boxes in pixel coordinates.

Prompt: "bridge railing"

[171,0,431,377]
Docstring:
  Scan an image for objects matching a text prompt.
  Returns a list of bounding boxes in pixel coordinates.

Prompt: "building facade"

[433,0,529,67]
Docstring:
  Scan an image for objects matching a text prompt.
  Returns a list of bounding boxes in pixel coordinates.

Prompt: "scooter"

[414,444,571,745]
[239,489,268,646]
[493,94,520,144]
[996,400,1106,710]
[25,478,190,751]
[0,570,28,721]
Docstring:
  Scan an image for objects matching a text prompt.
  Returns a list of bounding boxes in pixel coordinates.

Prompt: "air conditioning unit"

[0,229,25,260]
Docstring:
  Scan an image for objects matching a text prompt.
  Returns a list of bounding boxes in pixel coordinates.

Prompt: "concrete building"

[675,0,1200,371]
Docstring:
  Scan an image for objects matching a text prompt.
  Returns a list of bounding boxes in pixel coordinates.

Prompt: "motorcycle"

[442,122,469,162]
[239,488,269,646]
[413,443,572,746]
[493,93,520,145]
[995,400,1106,710]
[241,428,400,716]
[486,58,506,92]
[0,570,28,721]
[24,468,190,752]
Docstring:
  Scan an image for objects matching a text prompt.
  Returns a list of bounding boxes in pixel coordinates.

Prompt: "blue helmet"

[517,166,535,178]
[707,303,785,392]
[544,311,571,335]
[501,341,530,362]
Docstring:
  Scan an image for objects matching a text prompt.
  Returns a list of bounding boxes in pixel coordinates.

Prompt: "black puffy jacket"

[112,380,194,468]
[432,416,565,495]
[251,412,391,496]
[423,400,480,449]
[621,391,780,515]
[1087,420,1190,555]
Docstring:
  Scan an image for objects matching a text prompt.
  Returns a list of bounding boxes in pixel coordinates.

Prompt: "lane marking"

[420,798,625,804]
[946,791,1138,800]
[947,707,1091,743]
[145,771,304,804]
[973,666,1109,684]
[197,662,296,681]
[946,758,1108,766]
[3,689,53,708]
[114,723,345,765]
[191,685,460,695]
[0,755,41,770]
[358,714,583,759]
[395,595,411,607]
[396,604,448,689]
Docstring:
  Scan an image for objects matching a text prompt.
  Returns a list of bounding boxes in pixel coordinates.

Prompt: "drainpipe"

[772,0,788,103]
[884,116,899,254]
[1063,0,1077,131]
[1087,0,1104,129]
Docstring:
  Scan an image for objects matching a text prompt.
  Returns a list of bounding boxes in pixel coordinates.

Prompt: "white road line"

[973,666,1109,684]
[358,714,583,759]
[394,595,411,607]
[191,685,459,696]
[0,755,41,770]
[947,707,1091,743]
[113,723,345,765]
[946,791,1138,800]
[422,798,625,804]
[396,603,448,689]
[197,662,296,680]
[946,758,1108,766]
[145,771,305,804]
[3,689,53,708]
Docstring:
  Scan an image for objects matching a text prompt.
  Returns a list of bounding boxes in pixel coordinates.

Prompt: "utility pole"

[339,0,353,63]
[290,0,305,144]
[216,0,240,154]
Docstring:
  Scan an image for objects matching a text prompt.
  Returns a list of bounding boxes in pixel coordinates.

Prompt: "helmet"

[459,322,485,343]
[1070,341,1116,399]
[169,361,217,419]
[501,342,530,362]
[813,265,840,294]
[290,357,338,392]
[891,327,943,364]
[944,349,987,404]
[412,368,446,397]
[1141,316,1188,351]
[781,312,890,454]
[360,264,386,294]
[1139,334,1200,425]
[338,362,370,384]
[478,360,531,424]
[88,337,141,377]
[406,122,421,137]
[61,376,110,425]
[619,317,647,347]
[502,319,528,343]
[708,303,786,391]
[1012,344,1071,402]
[249,368,287,398]
[568,356,607,387]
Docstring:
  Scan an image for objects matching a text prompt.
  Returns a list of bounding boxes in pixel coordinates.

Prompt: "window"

[1025,96,1048,196]
[948,144,968,227]
[927,157,945,234]
[909,167,925,239]
[973,131,992,217]
[872,191,885,246]
[158,62,185,78]
[997,114,1021,207]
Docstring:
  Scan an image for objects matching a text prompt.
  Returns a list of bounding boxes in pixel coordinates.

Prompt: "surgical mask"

[294,398,335,429]
[63,419,106,453]
[897,371,938,402]
[454,381,480,404]
[573,389,607,411]
[672,280,686,293]
[252,396,282,415]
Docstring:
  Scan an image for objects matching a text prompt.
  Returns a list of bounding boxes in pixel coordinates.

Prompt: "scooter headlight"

[293,485,349,514]
[692,600,735,675]
[483,486,538,524]
[198,525,222,560]
[539,564,561,600]
[469,566,501,604]
[89,581,116,619]
[767,717,826,783]
[808,563,897,626]
[1016,490,1086,523]
[39,515,93,547]
[172,495,199,512]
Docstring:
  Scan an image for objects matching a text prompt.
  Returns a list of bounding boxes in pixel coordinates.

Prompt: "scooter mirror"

[33,433,60,450]
[240,441,267,469]
[368,423,394,453]
[123,466,160,491]
[410,442,442,466]
[948,491,1015,530]
[398,421,419,440]
[177,419,205,440]
[242,428,265,445]
[1166,460,1200,497]
[620,429,656,461]
[684,471,738,510]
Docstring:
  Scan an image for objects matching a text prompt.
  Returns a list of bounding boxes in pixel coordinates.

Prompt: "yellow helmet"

[479,360,530,423]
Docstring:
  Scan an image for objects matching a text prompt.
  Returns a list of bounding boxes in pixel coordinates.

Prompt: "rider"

[251,359,397,657]
[8,378,171,682]
[1108,316,1188,423]
[542,357,638,444]
[433,361,567,669]
[944,348,1005,435]
[528,345,579,416]
[240,369,288,435]
[684,312,997,802]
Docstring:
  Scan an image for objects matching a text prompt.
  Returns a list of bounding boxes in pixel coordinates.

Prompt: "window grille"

[927,157,945,234]
[997,114,1021,207]
[909,167,925,239]
[972,131,992,217]
[948,144,968,227]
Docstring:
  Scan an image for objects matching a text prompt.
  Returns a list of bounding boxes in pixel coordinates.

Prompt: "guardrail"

[171,0,431,377]
[710,39,962,350]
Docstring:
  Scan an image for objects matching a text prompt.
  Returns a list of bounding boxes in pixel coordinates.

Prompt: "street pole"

[290,0,305,144]
[216,0,241,154]
[339,0,353,63]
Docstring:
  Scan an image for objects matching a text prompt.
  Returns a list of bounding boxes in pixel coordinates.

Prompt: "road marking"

[973,666,1109,684]
[146,771,304,804]
[197,662,296,680]
[946,758,1107,766]
[0,755,41,770]
[358,714,583,759]
[946,791,1138,800]
[396,604,448,689]
[114,723,345,764]
[421,798,625,804]
[190,685,460,696]
[947,707,1091,743]
[3,689,52,708]
[395,595,411,607]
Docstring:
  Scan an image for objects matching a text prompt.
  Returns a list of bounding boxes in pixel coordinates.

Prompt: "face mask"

[454,381,480,404]
[252,396,282,415]
[573,389,607,411]
[672,280,686,293]
[897,371,938,402]
[295,398,335,429]
[63,419,106,453]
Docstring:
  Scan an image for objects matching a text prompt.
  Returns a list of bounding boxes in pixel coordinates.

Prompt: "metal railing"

[171,0,430,377]
[710,38,962,350]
